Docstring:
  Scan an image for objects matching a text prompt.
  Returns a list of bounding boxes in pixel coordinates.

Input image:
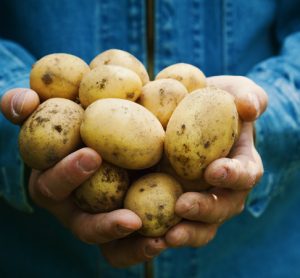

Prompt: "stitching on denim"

[127,0,146,63]
[222,0,234,74]
[156,0,176,71]
[192,0,204,68]
[94,0,100,56]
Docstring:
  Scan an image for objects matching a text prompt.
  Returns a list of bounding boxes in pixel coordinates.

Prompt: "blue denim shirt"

[0,0,300,277]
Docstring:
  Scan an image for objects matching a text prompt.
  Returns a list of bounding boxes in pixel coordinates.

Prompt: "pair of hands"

[1,76,268,267]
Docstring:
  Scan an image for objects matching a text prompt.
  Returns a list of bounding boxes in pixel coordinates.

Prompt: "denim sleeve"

[246,32,300,217]
[0,39,35,212]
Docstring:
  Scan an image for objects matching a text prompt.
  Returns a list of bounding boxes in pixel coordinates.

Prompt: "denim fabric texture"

[0,0,300,277]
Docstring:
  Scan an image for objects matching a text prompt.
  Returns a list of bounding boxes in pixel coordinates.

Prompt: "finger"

[204,123,263,190]
[69,209,142,244]
[165,221,218,248]
[101,236,167,268]
[0,88,40,124]
[30,171,142,244]
[32,148,101,202]
[207,76,268,121]
[175,188,249,224]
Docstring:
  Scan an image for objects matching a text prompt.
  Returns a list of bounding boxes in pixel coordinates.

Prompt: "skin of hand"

[1,88,167,268]
[164,76,268,247]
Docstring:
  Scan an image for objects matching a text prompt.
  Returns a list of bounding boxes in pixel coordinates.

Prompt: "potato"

[74,162,129,213]
[79,65,142,108]
[90,49,149,85]
[157,155,211,192]
[124,173,183,237]
[19,98,84,170]
[30,53,89,101]
[80,98,165,169]
[155,63,206,92]
[165,87,239,180]
[138,79,188,129]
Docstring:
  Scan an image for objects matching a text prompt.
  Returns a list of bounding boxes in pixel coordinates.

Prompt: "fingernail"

[78,155,99,173]
[213,168,227,182]
[145,243,164,257]
[116,225,134,235]
[11,90,27,116]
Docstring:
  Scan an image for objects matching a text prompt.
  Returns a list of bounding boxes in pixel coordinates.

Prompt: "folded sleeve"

[246,31,300,217]
[0,39,36,212]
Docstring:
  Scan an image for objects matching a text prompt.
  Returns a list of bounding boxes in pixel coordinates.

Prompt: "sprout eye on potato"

[155,63,206,92]
[124,173,183,237]
[30,53,90,101]
[79,65,142,108]
[18,98,84,170]
[89,48,150,85]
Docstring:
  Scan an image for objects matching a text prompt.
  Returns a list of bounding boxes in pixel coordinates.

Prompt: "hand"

[1,88,168,267]
[165,76,268,247]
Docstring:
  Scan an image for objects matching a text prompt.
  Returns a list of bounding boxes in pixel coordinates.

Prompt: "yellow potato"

[124,173,183,237]
[80,98,165,169]
[155,63,206,92]
[90,49,149,85]
[74,162,129,213]
[165,87,239,180]
[157,154,211,192]
[19,98,84,170]
[30,53,89,101]
[79,65,142,108]
[138,79,188,129]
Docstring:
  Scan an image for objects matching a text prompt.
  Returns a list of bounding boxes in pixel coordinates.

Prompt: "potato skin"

[138,79,188,129]
[74,162,129,213]
[80,98,165,170]
[165,87,239,180]
[30,53,90,101]
[90,49,149,85]
[19,98,84,170]
[79,65,142,108]
[155,63,206,92]
[157,155,211,192]
[124,173,183,237]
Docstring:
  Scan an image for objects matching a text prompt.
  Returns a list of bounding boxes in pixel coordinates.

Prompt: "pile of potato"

[19,49,239,237]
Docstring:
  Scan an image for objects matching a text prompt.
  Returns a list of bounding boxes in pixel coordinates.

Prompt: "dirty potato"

[79,65,142,108]
[30,53,89,101]
[19,98,84,170]
[155,63,206,92]
[90,49,149,85]
[80,98,165,170]
[74,162,129,213]
[124,173,183,237]
[138,79,188,129]
[157,154,211,192]
[165,87,239,180]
